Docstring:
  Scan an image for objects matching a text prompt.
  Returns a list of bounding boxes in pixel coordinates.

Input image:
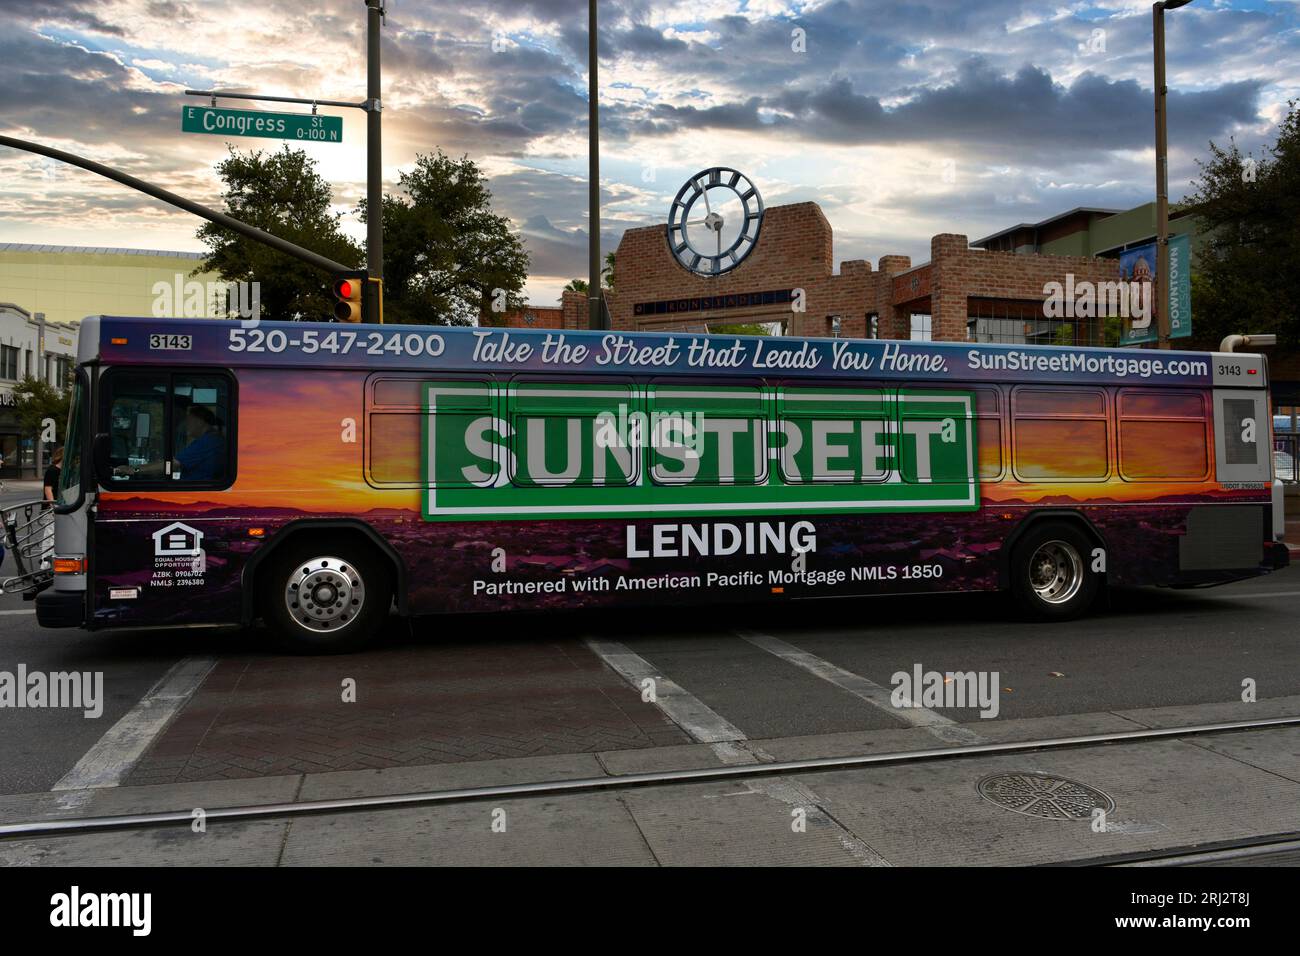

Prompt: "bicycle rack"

[1,499,55,597]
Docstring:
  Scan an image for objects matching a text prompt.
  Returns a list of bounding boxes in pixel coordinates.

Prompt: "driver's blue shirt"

[176,430,224,481]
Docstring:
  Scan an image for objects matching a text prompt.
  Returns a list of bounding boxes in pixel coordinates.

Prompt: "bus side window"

[171,374,231,484]
[508,382,639,488]
[106,373,169,480]
[1012,388,1109,482]
[1118,389,1209,481]
[366,379,496,488]
[896,386,995,484]
[777,387,890,484]
[650,384,766,486]
[103,370,234,488]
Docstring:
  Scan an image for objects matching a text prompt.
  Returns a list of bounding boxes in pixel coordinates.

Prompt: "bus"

[36,316,1288,651]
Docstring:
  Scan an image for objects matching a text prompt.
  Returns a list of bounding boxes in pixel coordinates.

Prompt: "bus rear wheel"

[261,539,392,653]
[1009,522,1100,620]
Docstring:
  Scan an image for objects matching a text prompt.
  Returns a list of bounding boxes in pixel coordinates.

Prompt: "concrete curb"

[1,695,1297,865]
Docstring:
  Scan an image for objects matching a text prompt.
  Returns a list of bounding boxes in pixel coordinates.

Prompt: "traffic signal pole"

[5,5,384,321]
[0,134,352,276]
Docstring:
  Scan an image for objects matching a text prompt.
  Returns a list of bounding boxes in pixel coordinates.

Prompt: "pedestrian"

[43,447,63,501]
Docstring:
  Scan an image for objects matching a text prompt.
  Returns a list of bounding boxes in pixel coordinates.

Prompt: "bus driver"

[114,404,225,482]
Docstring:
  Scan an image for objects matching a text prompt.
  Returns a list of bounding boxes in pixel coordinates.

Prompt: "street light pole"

[588,0,605,330]
[1153,0,1192,350]
[365,0,384,323]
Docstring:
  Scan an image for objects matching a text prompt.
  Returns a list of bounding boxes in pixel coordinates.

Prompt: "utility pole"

[34,311,45,479]
[1153,0,1193,350]
[365,0,384,324]
[588,0,606,330]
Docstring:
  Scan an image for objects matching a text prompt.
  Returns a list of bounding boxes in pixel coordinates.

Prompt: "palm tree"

[602,251,616,291]
[564,278,588,293]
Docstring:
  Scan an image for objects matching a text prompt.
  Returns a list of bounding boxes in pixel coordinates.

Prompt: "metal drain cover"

[977,772,1115,820]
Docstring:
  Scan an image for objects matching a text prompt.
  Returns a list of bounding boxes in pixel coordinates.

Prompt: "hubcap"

[1028,540,1084,605]
[284,556,364,632]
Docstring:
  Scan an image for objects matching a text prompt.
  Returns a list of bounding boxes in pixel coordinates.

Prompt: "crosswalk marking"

[585,638,746,746]
[53,656,216,791]
[585,636,892,865]
[737,629,987,745]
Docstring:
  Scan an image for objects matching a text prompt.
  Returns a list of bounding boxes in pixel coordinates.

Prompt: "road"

[1,508,1297,796]
[4,473,1298,864]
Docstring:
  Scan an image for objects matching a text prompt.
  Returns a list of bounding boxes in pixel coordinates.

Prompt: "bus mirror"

[92,432,111,480]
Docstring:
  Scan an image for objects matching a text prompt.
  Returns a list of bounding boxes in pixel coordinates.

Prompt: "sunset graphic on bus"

[94,371,1235,517]
[101,354,1250,516]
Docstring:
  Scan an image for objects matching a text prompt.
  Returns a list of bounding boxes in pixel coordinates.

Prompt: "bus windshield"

[57,375,85,507]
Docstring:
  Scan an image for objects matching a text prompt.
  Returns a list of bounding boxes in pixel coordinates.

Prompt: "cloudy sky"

[1,0,1296,306]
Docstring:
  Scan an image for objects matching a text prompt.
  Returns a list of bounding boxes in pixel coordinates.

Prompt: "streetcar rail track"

[1046,831,1300,867]
[1,714,1297,840]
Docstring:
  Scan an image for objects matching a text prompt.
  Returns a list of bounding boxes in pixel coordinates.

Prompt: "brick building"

[484,305,564,330]
[531,201,1124,345]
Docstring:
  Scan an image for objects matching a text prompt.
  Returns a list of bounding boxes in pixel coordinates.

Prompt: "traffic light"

[331,272,366,322]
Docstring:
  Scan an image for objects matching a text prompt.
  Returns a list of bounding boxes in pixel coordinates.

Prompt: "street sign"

[181,106,343,144]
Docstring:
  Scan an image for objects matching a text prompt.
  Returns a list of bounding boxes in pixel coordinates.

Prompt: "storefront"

[0,303,78,479]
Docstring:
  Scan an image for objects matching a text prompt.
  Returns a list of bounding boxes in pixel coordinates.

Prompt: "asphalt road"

[1,508,1297,796]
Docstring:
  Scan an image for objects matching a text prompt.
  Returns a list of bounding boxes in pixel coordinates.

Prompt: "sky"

[0,0,1297,308]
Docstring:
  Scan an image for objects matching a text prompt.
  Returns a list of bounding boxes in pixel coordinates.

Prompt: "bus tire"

[1009,521,1099,620]
[260,538,392,653]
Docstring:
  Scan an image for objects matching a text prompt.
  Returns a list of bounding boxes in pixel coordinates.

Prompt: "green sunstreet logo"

[421,383,978,521]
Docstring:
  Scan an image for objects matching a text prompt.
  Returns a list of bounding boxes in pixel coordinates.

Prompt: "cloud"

[0,0,1295,306]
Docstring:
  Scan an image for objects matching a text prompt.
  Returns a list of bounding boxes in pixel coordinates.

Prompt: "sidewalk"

[0,481,44,504]
[2,696,1297,866]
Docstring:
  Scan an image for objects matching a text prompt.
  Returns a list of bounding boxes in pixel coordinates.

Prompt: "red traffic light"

[331,273,364,322]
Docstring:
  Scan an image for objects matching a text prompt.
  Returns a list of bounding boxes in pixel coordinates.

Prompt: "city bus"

[37,316,1288,651]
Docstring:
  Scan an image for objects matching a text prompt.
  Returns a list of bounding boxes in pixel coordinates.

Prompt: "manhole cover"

[976,772,1115,820]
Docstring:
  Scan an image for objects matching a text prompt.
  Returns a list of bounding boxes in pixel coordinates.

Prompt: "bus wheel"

[262,541,391,653]
[1009,522,1099,620]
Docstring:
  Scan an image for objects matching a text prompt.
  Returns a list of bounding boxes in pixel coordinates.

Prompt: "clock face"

[666,167,764,276]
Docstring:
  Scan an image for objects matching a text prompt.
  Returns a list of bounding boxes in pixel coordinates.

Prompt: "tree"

[1184,101,1300,349]
[565,252,615,297]
[364,150,530,326]
[11,376,69,453]
[709,323,772,336]
[602,251,616,291]
[196,145,363,322]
